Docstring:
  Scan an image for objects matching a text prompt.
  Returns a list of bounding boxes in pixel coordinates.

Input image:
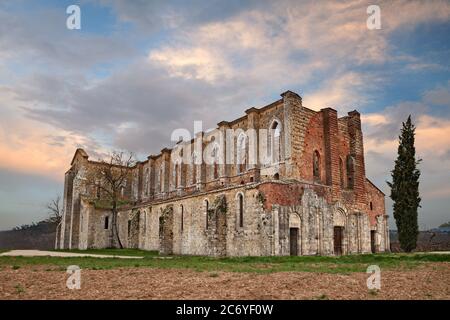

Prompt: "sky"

[0,0,449,231]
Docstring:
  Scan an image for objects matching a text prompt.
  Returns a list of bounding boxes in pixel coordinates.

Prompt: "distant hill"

[390,230,450,252]
[0,221,57,250]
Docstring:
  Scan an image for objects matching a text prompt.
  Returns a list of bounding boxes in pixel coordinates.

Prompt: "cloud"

[149,47,233,82]
[0,87,104,181]
[0,0,449,229]
[363,84,450,228]
[423,80,450,107]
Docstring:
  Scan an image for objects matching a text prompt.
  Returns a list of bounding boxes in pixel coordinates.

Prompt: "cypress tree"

[387,115,421,252]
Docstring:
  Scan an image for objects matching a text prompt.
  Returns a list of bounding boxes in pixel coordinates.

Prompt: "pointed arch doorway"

[289,213,301,256]
[333,209,346,256]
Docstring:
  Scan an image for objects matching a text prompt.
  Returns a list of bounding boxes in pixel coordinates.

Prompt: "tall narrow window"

[144,168,149,196]
[238,194,244,228]
[270,121,281,164]
[160,167,164,192]
[212,145,219,180]
[237,133,247,173]
[313,150,321,180]
[205,200,209,229]
[346,155,355,189]
[175,163,179,188]
[104,216,109,230]
[339,158,345,188]
[180,204,184,232]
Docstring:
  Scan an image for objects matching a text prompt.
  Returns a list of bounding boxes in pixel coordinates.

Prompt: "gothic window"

[174,163,179,188]
[205,199,209,229]
[270,120,281,164]
[192,153,197,185]
[346,155,355,189]
[159,167,164,192]
[96,181,101,198]
[212,145,219,180]
[104,216,109,230]
[238,193,244,228]
[370,202,373,211]
[313,150,321,180]
[237,133,247,173]
[180,204,184,232]
[144,168,149,196]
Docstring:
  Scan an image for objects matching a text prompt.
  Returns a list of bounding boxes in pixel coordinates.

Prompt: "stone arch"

[289,212,301,228]
[269,118,282,164]
[159,205,174,255]
[333,207,347,255]
[235,192,245,229]
[289,212,301,256]
[210,143,220,180]
[236,132,248,173]
[333,208,346,227]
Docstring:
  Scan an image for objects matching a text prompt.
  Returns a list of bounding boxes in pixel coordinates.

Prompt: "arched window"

[212,145,219,180]
[270,120,281,164]
[205,199,209,229]
[339,158,345,188]
[370,202,373,211]
[313,150,321,180]
[180,204,184,232]
[238,193,244,228]
[174,163,179,188]
[237,133,247,173]
[346,155,355,189]
[144,168,149,196]
[96,180,101,198]
[104,216,109,229]
[159,167,164,192]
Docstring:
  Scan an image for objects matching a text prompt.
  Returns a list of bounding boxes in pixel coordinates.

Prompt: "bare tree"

[85,151,136,249]
[46,194,63,225]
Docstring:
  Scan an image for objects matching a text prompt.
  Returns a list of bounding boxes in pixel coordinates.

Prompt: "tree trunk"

[112,205,123,249]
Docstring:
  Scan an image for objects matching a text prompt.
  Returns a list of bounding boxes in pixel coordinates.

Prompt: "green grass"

[0,251,448,274]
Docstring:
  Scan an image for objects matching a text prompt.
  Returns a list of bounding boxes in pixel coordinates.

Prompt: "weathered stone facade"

[57,90,389,256]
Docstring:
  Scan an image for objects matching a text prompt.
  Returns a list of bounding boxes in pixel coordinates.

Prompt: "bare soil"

[1,263,449,300]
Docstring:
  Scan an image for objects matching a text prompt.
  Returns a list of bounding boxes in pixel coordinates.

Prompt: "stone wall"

[56,90,389,256]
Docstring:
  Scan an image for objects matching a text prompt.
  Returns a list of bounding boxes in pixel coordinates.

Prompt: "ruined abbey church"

[57,90,390,256]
